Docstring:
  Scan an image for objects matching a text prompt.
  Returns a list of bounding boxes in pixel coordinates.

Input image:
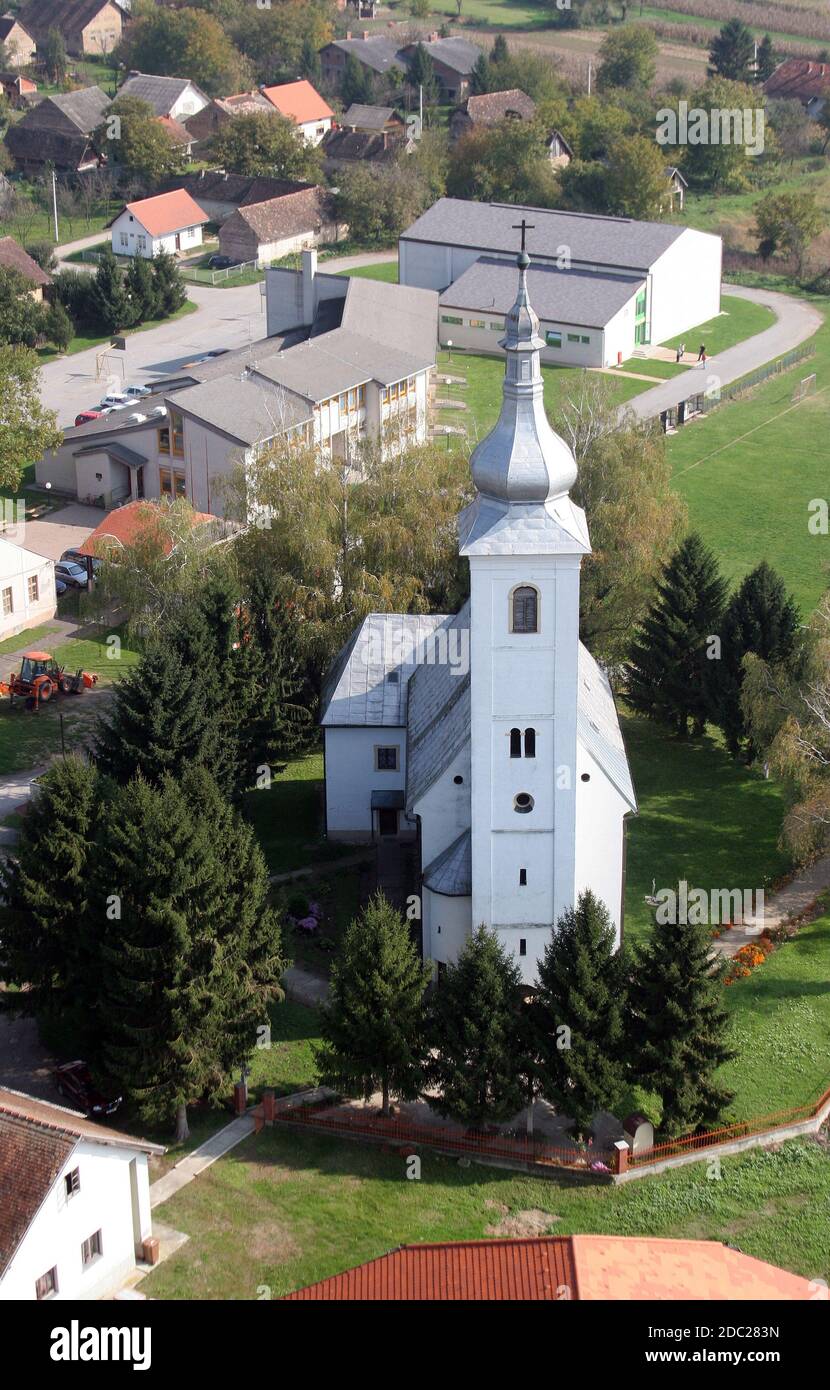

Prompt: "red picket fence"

[628,1083,830,1170]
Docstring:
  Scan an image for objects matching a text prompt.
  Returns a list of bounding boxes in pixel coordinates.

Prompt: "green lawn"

[247,998,322,1103]
[50,626,141,684]
[143,1126,830,1299]
[667,291,829,617]
[36,299,198,364]
[243,752,327,874]
[620,294,776,377]
[339,262,399,283]
[0,624,58,655]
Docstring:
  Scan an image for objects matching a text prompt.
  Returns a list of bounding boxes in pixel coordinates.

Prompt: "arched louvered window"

[524,728,536,758]
[509,727,522,758]
[511,585,538,633]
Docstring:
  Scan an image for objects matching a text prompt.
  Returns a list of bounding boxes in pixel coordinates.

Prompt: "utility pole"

[419,82,423,134]
[587,61,592,97]
[51,169,59,243]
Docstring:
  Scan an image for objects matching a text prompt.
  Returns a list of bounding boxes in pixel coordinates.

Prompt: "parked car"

[60,549,102,576]
[55,578,67,596]
[54,1061,122,1118]
[98,392,131,408]
[206,254,236,270]
[55,560,89,589]
[74,410,103,426]
[94,400,131,415]
[124,384,151,399]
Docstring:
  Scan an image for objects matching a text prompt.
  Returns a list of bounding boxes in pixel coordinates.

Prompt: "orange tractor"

[0,650,98,711]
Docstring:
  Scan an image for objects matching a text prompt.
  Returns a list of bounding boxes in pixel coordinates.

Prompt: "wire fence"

[656,342,817,432]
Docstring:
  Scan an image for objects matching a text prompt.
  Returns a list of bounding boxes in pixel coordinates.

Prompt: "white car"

[124,384,151,399]
[98,392,131,409]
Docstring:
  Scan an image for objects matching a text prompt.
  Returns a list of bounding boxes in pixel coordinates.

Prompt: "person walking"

[697,342,706,363]
[675,343,682,363]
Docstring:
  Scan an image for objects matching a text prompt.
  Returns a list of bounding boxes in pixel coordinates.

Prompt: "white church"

[320,243,637,983]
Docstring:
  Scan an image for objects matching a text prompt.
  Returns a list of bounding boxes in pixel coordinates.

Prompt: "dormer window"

[511,586,538,634]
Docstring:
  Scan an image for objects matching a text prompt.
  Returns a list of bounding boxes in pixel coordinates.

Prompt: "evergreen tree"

[93,641,212,786]
[124,253,158,325]
[341,52,374,108]
[490,34,509,66]
[299,35,322,84]
[469,53,491,96]
[316,893,431,1115]
[427,927,526,1128]
[755,34,776,84]
[709,561,800,756]
[407,44,440,107]
[628,898,736,1134]
[234,568,310,790]
[151,250,186,317]
[42,299,73,353]
[626,533,727,737]
[0,758,99,1030]
[532,891,627,1134]
[87,247,131,333]
[708,19,756,82]
[94,775,225,1140]
[160,584,237,799]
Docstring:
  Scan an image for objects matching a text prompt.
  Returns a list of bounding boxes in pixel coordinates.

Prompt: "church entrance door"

[378,808,398,837]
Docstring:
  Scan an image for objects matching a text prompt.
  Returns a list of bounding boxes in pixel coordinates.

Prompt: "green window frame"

[545,331,561,348]
[441,315,462,326]
[635,292,646,317]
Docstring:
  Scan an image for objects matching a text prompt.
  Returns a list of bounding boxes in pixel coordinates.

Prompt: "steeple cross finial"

[512,218,535,253]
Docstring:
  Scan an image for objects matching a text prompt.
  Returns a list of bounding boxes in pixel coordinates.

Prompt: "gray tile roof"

[440,256,644,330]
[416,38,483,76]
[118,73,209,118]
[402,198,686,273]
[342,104,396,130]
[577,643,637,810]
[75,440,148,469]
[321,612,453,727]
[423,828,471,897]
[167,376,312,446]
[327,37,404,75]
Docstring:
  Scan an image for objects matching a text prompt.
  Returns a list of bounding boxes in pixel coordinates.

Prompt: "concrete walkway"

[149,1113,256,1209]
[711,853,830,958]
[626,284,824,423]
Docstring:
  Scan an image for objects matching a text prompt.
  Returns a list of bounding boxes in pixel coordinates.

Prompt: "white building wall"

[469,553,582,985]
[574,744,629,949]
[0,1141,153,1302]
[111,211,203,259]
[297,116,332,145]
[648,228,722,345]
[423,887,471,969]
[0,539,57,640]
[168,85,209,122]
[324,725,410,841]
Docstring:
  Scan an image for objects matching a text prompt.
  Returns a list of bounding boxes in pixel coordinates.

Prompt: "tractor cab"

[19,653,59,684]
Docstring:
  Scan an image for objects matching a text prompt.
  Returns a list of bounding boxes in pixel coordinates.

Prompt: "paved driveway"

[21,503,102,560]
[0,1007,56,1102]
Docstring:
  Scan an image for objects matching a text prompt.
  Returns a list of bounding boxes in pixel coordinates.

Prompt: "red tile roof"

[260,79,333,125]
[285,1235,818,1301]
[0,1087,165,1278]
[156,115,193,147]
[78,500,217,557]
[123,188,208,238]
[764,58,830,101]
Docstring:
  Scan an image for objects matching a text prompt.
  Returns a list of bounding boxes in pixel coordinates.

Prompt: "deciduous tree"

[0,345,62,491]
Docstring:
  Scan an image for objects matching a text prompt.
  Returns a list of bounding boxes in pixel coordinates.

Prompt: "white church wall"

[573,742,629,948]
[423,886,471,968]
[324,726,408,841]
[648,228,721,346]
[414,745,471,872]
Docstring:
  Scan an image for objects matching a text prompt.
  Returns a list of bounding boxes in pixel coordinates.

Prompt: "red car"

[74,410,103,426]
[54,1061,122,1118]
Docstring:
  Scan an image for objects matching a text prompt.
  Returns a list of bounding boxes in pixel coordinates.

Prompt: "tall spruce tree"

[708,19,755,82]
[469,52,491,95]
[709,561,800,756]
[427,926,526,1128]
[235,569,309,790]
[316,893,431,1115]
[0,757,99,1034]
[161,578,239,799]
[151,250,186,316]
[124,253,157,324]
[93,641,211,786]
[755,35,776,84]
[628,899,736,1134]
[87,247,131,333]
[532,891,628,1134]
[626,533,727,736]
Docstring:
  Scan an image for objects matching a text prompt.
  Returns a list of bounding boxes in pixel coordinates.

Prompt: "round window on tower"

[514,792,534,814]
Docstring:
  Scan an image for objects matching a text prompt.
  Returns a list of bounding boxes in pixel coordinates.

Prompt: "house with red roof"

[260,79,334,144]
[764,58,830,118]
[285,1235,820,1301]
[110,188,209,260]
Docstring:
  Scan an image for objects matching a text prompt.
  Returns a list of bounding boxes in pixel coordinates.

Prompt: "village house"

[218,185,343,266]
[18,0,127,58]
[320,34,483,105]
[0,13,36,68]
[0,538,57,641]
[3,86,109,173]
[117,72,211,123]
[110,188,209,260]
[183,90,276,149]
[320,33,404,90]
[320,125,409,176]
[161,172,317,226]
[0,236,52,302]
[764,57,830,118]
[399,197,722,367]
[36,259,438,516]
[0,70,38,108]
[399,36,482,103]
[0,1088,164,1301]
[340,104,405,136]
[449,87,537,140]
[156,115,195,162]
[260,79,334,145]
[320,247,635,984]
[663,165,687,214]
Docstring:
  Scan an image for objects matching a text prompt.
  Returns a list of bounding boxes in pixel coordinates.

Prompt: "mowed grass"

[339,261,399,283]
[620,294,776,377]
[143,1126,830,1299]
[242,751,354,875]
[667,292,830,617]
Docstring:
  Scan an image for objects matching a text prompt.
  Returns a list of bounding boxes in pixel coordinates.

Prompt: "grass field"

[620,294,776,377]
[0,625,59,655]
[143,1125,830,1298]
[340,262,399,283]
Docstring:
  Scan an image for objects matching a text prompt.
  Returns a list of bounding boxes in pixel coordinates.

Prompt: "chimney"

[301,247,318,326]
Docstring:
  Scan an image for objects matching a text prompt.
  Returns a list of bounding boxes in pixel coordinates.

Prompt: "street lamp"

[447,338,452,365]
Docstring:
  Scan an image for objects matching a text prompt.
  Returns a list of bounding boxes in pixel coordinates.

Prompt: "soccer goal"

[791,372,817,403]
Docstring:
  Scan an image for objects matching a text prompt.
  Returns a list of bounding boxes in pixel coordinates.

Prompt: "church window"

[511,586,538,634]
[519,939,527,956]
[519,869,527,886]
[514,793,534,814]
[376,746,398,771]
[453,774,463,785]
[524,728,536,758]
[509,728,522,758]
